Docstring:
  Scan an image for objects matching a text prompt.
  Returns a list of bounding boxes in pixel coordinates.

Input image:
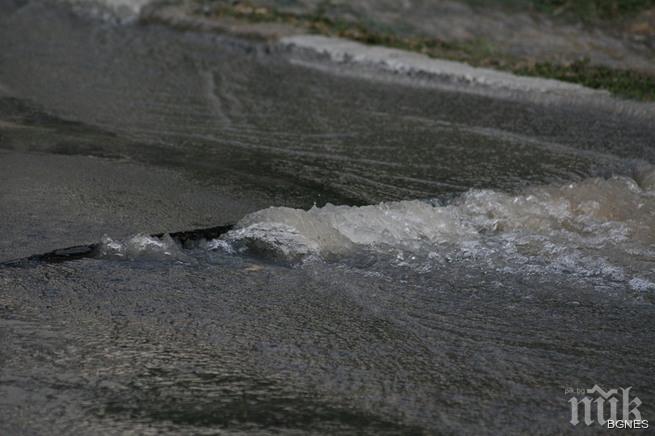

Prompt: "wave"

[222,168,655,253]
[93,168,655,291]
[211,168,655,289]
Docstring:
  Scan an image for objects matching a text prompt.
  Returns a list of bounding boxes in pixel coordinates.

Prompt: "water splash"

[97,233,185,261]
[216,169,655,288]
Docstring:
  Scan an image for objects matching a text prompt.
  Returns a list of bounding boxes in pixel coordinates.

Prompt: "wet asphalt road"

[1,1,654,434]
[1,1,655,261]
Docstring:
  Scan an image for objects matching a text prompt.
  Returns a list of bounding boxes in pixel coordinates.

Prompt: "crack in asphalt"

[0,224,234,267]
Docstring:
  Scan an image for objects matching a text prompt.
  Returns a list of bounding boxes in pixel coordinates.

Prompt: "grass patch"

[515,59,655,100]
[468,0,655,21]
[197,1,655,100]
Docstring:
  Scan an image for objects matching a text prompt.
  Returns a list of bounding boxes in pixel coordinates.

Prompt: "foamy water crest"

[217,169,655,289]
[98,234,186,261]
[93,170,655,291]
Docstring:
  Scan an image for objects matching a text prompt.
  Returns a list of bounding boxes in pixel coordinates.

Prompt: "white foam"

[97,233,184,260]
[218,170,655,285]
[629,277,655,292]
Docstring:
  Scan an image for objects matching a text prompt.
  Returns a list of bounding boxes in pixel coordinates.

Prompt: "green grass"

[469,0,655,21]
[196,2,655,101]
[515,59,655,100]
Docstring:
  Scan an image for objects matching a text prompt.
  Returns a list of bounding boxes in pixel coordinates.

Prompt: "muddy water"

[1,1,654,434]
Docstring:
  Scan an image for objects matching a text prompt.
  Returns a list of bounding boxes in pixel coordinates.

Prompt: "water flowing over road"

[1,1,654,434]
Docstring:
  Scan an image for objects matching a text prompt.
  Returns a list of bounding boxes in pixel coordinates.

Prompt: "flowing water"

[1,1,654,434]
